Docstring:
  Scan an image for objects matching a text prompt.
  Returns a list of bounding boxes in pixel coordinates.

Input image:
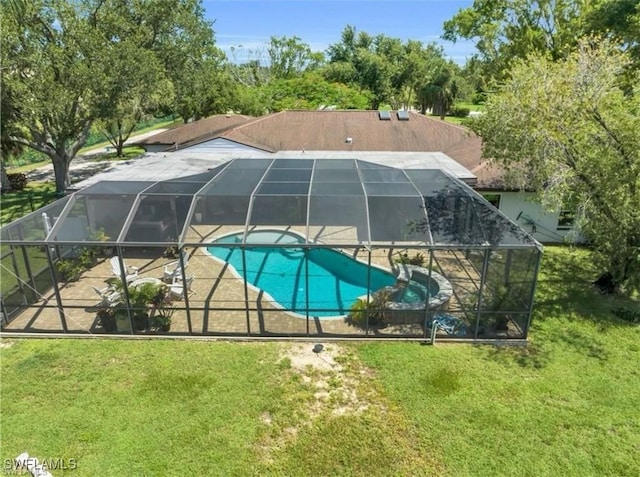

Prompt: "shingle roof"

[136,114,255,148]
[135,110,503,189]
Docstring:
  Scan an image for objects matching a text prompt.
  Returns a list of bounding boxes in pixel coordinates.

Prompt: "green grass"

[6,161,51,174]
[6,118,176,173]
[83,146,146,162]
[78,119,180,155]
[1,246,638,476]
[358,246,640,476]
[0,341,286,475]
[455,101,486,112]
[0,182,58,225]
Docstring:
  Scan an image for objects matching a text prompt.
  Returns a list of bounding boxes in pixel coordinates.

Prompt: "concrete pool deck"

[2,226,484,338]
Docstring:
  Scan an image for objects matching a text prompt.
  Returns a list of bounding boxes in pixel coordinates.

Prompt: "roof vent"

[397,110,410,121]
[378,110,391,120]
[345,137,353,144]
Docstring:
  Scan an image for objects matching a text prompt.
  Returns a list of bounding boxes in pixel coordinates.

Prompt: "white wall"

[184,138,267,154]
[485,191,579,244]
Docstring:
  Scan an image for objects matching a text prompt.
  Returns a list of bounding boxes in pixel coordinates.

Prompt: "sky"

[202,0,477,65]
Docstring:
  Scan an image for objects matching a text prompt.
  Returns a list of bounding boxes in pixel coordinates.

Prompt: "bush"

[612,306,640,323]
[55,259,85,282]
[396,251,426,266]
[7,173,28,191]
[472,92,487,105]
[348,288,394,328]
[449,107,471,118]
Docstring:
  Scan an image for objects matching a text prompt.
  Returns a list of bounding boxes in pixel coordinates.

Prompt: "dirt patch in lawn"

[280,342,382,418]
[0,339,15,349]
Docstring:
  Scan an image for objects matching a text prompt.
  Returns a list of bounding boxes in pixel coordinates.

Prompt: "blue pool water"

[208,230,397,317]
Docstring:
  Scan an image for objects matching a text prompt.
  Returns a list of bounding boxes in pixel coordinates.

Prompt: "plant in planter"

[89,228,113,256]
[163,246,179,259]
[55,258,85,282]
[348,288,394,328]
[109,281,165,332]
[152,305,175,332]
[395,251,426,266]
[132,310,150,331]
[96,308,117,332]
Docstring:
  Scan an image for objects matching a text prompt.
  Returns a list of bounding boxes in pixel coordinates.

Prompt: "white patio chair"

[92,285,120,305]
[163,249,189,282]
[169,274,194,300]
[109,256,139,283]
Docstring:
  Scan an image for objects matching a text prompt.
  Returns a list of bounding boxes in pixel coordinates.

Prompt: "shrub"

[348,288,394,328]
[449,106,471,118]
[472,92,487,105]
[97,308,117,332]
[396,251,426,266]
[55,259,85,282]
[7,173,28,191]
[612,306,640,323]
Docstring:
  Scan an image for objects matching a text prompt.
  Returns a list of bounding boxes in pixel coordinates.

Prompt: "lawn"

[0,182,58,225]
[1,246,638,476]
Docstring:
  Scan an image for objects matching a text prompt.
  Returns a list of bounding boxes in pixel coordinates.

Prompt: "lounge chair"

[92,285,121,305]
[163,249,189,282]
[169,274,194,300]
[427,314,467,337]
[109,256,139,283]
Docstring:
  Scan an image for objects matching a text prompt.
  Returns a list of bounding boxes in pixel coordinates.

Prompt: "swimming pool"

[207,230,397,317]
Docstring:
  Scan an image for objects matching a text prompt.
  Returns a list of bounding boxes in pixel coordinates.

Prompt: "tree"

[1,78,25,192]
[584,0,640,83]
[1,0,106,194]
[96,38,173,156]
[2,0,224,193]
[469,39,640,293]
[265,72,370,112]
[392,40,445,110]
[151,0,230,122]
[586,0,640,62]
[416,62,461,118]
[326,26,448,110]
[443,0,588,81]
[267,36,323,79]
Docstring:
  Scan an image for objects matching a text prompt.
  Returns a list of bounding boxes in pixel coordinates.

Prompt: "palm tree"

[417,67,459,119]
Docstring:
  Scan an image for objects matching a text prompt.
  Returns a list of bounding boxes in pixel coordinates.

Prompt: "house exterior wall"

[484,191,578,244]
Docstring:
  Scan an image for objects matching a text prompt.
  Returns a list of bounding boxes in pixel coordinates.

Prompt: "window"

[482,194,501,209]
[557,210,575,230]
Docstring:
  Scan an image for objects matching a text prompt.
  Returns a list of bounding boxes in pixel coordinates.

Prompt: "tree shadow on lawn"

[533,248,637,330]
[482,341,552,369]
[480,325,611,370]
[480,247,639,369]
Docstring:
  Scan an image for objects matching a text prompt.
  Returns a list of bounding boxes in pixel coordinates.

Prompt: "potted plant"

[96,307,117,332]
[347,288,393,328]
[55,258,84,282]
[89,227,113,256]
[153,305,175,332]
[163,246,179,259]
[113,306,131,333]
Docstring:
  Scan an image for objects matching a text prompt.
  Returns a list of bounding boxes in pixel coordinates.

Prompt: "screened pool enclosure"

[0,158,542,341]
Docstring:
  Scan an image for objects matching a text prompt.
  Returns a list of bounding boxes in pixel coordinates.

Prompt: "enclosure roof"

[0,158,540,249]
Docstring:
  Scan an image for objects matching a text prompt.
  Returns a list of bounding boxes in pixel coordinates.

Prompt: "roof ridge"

[224,110,287,134]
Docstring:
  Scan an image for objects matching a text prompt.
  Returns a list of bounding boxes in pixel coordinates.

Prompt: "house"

[133,110,575,243]
[136,110,573,243]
